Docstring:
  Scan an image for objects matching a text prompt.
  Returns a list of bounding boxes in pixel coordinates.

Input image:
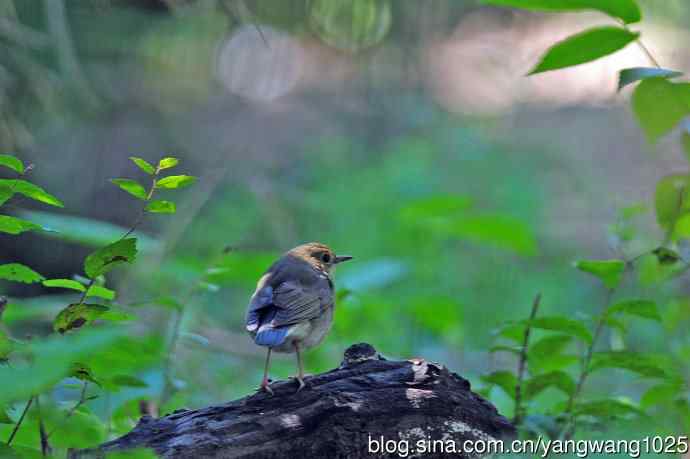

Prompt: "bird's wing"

[271,279,331,327]
[245,273,274,333]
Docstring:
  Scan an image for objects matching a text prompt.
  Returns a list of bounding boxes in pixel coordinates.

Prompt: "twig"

[561,288,615,439]
[35,396,51,457]
[7,396,33,445]
[513,293,541,426]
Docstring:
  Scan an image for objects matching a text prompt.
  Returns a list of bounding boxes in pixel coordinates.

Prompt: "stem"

[35,396,51,457]
[636,39,661,69]
[7,396,33,445]
[159,308,184,407]
[513,293,541,426]
[561,288,615,439]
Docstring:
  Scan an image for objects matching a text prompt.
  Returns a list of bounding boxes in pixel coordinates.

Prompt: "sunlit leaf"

[86,285,116,301]
[529,27,638,75]
[146,200,176,214]
[130,157,156,175]
[54,303,110,334]
[482,0,641,24]
[158,157,179,170]
[0,179,63,207]
[607,299,661,321]
[0,263,44,283]
[84,238,137,278]
[110,178,147,200]
[654,174,690,231]
[156,175,196,189]
[574,259,625,289]
[0,154,24,174]
[590,351,670,378]
[481,370,517,400]
[43,279,86,292]
[618,67,682,91]
[525,371,576,399]
[632,78,690,143]
[0,215,41,235]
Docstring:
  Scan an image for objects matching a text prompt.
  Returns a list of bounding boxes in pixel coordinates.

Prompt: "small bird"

[245,242,352,394]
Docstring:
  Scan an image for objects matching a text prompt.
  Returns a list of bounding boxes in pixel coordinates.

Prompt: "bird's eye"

[321,252,331,263]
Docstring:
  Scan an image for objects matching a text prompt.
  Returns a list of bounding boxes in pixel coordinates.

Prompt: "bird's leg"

[294,342,306,392]
[259,348,274,395]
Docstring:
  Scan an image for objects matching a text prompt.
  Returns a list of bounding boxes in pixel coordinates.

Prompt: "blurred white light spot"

[216,25,304,102]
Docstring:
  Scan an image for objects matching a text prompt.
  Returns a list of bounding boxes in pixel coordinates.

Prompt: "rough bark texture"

[70,343,515,459]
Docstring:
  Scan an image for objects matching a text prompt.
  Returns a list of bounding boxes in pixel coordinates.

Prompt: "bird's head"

[288,242,353,272]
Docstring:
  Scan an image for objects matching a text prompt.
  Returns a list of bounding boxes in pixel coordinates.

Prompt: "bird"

[245,242,353,394]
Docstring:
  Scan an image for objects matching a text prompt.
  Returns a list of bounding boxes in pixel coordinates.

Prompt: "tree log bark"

[70,343,515,458]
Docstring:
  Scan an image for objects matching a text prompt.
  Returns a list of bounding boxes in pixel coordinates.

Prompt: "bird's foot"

[292,376,307,392]
[258,379,274,395]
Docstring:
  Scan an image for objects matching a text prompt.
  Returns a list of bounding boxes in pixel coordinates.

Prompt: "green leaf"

[525,371,576,399]
[158,157,179,170]
[0,154,24,174]
[130,157,156,175]
[54,303,110,333]
[0,215,41,235]
[398,194,473,220]
[0,263,44,283]
[574,259,625,289]
[0,186,13,206]
[482,0,641,24]
[683,124,690,164]
[640,381,684,408]
[573,399,644,419]
[527,316,593,343]
[607,299,661,321]
[43,279,86,292]
[527,334,578,372]
[481,370,517,400]
[529,26,638,75]
[145,200,176,214]
[156,175,196,189]
[632,78,690,143]
[618,67,682,91]
[0,179,63,207]
[0,408,13,424]
[652,247,680,265]
[439,214,537,255]
[0,330,14,360]
[110,375,148,388]
[70,363,100,384]
[590,351,670,378]
[654,174,690,231]
[86,285,116,301]
[110,179,147,200]
[84,238,137,279]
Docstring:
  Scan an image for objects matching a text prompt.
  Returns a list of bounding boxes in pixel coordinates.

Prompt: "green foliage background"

[1,0,690,457]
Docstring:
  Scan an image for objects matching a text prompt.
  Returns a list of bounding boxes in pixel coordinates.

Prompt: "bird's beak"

[334,255,353,264]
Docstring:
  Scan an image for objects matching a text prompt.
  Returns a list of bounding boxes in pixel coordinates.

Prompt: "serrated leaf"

[0,263,44,283]
[632,78,690,143]
[110,179,147,200]
[573,399,644,419]
[618,67,683,91]
[654,174,690,232]
[574,259,626,289]
[527,316,593,343]
[482,0,641,24]
[525,371,576,399]
[607,299,661,321]
[158,157,179,170]
[481,370,517,400]
[86,285,116,301]
[0,179,63,207]
[0,154,24,174]
[129,157,155,175]
[529,26,638,75]
[145,200,175,214]
[590,351,669,378]
[84,238,137,279]
[156,175,196,189]
[54,303,110,334]
[110,375,148,388]
[43,279,86,292]
[0,215,41,235]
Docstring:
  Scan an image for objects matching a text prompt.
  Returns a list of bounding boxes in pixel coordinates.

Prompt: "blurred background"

[2,0,690,447]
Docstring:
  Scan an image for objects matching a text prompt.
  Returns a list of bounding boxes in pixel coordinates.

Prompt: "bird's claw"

[259,380,274,395]
[294,376,306,392]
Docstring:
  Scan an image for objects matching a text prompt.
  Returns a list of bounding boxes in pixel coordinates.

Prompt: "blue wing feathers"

[255,326,289,346]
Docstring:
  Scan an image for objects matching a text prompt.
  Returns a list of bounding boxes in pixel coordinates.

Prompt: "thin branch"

[513,293,541,426]
[7,396,33,445]
[636,39,661,69]
[35,396,52,457]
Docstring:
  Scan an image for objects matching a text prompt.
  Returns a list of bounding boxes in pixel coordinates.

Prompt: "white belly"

[272,306,334,353]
